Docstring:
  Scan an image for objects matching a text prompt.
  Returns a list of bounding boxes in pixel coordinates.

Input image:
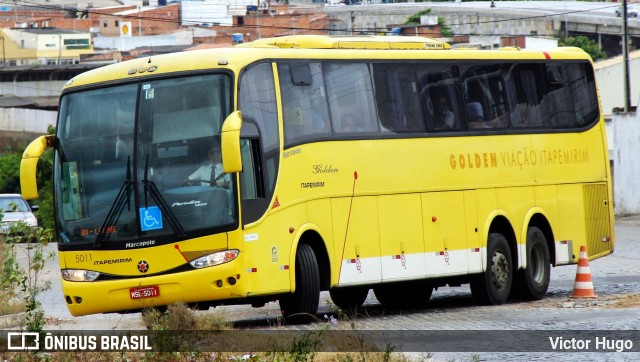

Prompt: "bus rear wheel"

[470,233,512,305]
[279,243,320,323]
[514,226,550,300]
[374,281,432,307]
[329,287,369,313]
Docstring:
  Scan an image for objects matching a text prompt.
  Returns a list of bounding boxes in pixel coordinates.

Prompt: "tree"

[560,36,607,61]
[404,9,453,37]
[0,147,21,193]
[0,125,56,231]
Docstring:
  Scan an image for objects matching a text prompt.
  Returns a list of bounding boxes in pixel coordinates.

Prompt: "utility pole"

[58,33,62,65]
[350,11,355,35]
[622,0,631,112]
[138,6,142,36]
[257,4,261,40]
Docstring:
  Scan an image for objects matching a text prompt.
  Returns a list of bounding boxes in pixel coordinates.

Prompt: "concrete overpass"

[321,1,639,54]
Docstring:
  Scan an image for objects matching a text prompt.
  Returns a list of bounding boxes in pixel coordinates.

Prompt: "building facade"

[1,28,93,66]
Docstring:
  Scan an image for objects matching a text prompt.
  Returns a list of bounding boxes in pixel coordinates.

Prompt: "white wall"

[0,108,57,134]
[595,50,640,116]
[523,37,557,50]
[0,81,65,97]
[181,2,233,26]
[605,110,640,215]
[94,31,194,51]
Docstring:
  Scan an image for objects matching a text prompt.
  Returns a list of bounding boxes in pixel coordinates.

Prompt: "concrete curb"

[0,312,25,329]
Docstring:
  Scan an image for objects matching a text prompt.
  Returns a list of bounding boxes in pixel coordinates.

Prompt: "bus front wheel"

[514,226,550,300]
[279,243,320,323]
[470,233,512,305]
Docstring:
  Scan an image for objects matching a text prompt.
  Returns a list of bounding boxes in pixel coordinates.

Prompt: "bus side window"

[239,120,268,225]
[325,62,379,136]
[505,63,549,129]
[544,64,575,128]
[239,62,279,223]
[278,62,331,146]
[415,64,464,132]
[462,64,510,130]
[372,63,424,133]
[565,63,599,127]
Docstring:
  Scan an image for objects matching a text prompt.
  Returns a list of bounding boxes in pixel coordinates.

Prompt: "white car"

[615,4,639,17]
[0,194,38,237]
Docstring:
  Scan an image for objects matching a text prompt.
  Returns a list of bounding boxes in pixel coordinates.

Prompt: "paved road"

[8,215,640,359]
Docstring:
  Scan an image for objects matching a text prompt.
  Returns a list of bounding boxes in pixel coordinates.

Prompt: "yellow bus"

[21,35,614,320]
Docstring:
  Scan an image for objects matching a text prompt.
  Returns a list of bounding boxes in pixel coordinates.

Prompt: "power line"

[0,1,635,38]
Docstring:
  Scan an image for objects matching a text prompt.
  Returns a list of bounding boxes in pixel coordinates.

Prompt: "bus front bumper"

[62,261,247,316]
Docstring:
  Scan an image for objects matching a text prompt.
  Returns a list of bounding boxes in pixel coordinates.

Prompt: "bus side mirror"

[20,135,55,200]
[221,111,243,174]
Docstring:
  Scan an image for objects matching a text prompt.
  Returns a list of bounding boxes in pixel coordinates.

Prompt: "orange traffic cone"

[570,245,597,298]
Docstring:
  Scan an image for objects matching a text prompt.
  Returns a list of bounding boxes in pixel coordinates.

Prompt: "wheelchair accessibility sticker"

[139,206,163,231]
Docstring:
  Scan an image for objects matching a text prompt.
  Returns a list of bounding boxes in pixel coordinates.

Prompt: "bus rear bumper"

[62,262,247,316]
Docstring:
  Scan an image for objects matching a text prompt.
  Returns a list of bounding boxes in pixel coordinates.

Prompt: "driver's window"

[240,137,266,225]
[239,63,278,225]
[240,139,257,200]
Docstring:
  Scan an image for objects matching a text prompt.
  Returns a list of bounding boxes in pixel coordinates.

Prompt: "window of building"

[64,39,90,50]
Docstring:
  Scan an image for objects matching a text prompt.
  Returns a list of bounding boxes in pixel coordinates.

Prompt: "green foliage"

[0,146,22,193]
[560,36,607,61]
[403,9,432,25]
[0,125,56,231]
[36,125,56,231]
[1,231,22,291]
[0,217,54,332]
[403,9,453,37]
[35,149,55,230]
[438,18,453,37]
[268,330,324,362]
[142,303,232,360]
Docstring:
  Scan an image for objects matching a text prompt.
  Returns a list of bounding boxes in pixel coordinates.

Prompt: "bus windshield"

[55,73,234,244]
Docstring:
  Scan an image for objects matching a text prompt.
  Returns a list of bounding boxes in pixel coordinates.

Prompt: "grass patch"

[0,292,26,316]
[0,240,26,316]
[5,302,434,361]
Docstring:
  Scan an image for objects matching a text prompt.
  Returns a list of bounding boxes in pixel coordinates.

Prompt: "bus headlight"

[62,269,101,282]
[190,249,239,269]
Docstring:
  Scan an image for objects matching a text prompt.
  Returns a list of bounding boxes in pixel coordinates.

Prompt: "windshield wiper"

[142,154,184,236]
[96,156,133,245]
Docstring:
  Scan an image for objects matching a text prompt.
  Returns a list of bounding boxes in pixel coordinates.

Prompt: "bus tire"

[515,226,550,300]
[470,233,512,305]
[279,243,320,323]
[329,287,369,312]
[374,281,432,307]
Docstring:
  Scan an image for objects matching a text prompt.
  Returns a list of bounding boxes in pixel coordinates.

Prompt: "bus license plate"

[130,286,159,299]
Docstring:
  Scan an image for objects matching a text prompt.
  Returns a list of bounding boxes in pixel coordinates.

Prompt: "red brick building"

[208,6,338,46]
[98,3,180,37]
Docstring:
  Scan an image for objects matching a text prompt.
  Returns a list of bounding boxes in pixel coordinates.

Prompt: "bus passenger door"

[331,197,382,286]
[422,191,469,277]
